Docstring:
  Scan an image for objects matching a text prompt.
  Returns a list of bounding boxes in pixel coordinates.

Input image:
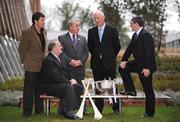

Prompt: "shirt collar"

[98,23,106,30]
[136,27,143,36]
[69,32,77,39]
[51,52,59,59]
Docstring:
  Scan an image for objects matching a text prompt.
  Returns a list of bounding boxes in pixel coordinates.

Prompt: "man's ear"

[34,20,38,24]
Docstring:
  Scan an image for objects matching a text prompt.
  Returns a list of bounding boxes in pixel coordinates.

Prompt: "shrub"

[0,77,24,91]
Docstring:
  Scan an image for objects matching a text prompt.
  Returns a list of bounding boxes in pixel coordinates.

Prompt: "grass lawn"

[0,106,179,122]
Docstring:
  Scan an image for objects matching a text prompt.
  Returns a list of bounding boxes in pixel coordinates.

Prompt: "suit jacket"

[43,53,70,85]
[88,24,121,70]
[18,25,48,72]
[122,28,157,72]
[58,32,89,81]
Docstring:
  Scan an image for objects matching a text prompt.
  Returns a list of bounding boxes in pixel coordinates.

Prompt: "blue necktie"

[98,28,103,42]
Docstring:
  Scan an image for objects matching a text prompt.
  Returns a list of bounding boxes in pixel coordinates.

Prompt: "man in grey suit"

[58,19,89,114]
[58,19,89,83]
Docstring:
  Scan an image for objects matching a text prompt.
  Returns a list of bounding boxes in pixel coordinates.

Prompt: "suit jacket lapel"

[75,34,81,52]
[49,53,63,70]
[43,30,48,54]
[135,28,144,45]
[95,26,101,44]
[101,25,107,43]
[66,32,76,51]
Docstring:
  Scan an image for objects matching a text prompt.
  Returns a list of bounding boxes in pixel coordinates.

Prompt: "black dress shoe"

[57,106,68,117]
[57,110,66,117]
[128,91,137,96]
[120,91,137,96]
[68,114,82,120]
[66,111,82,120]
[140,113,154,118]
[120,91,127,95]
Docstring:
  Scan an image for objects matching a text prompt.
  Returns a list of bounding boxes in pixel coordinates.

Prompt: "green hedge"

[1,57,180,91]
[118,73,180,91]
[0,77,24,91]
[156,57,180,72]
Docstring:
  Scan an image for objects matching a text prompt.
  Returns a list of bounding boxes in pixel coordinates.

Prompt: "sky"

[41,0,180,34]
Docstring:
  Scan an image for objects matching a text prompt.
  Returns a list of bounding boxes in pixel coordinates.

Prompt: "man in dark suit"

[18,12,47,116]
[118,17,157,117]
[88,10,121,113]
[43,39,83,120]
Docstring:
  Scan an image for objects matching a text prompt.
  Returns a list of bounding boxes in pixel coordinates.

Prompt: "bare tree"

[56,1,79,30]
[55,1,93,30]
[77,6,94,29]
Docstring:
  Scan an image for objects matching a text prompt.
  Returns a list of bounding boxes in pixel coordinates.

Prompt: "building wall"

[166,32,180,48]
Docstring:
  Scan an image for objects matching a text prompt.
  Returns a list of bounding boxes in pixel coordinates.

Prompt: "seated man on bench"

[42,39,83,120]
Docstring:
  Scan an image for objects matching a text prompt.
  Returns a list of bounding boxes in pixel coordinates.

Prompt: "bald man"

[88,10,121,113]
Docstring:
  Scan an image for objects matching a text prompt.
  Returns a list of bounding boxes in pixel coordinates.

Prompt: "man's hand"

[120,61,127,69]
[75,60,82,66]
[70,79,77,85]
[69,59,82,67]
[141,68,150,77]
[69,59,76,66]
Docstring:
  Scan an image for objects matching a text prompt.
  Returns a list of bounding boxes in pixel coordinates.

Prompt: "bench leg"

[119,98,122,116]
[46,98,49,116]
[43,99,46,115]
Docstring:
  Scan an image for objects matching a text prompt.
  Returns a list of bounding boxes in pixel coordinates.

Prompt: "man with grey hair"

[58,19,88,82]
[88,10,121,113]
[42,39,83,120]
[58,19,89,113]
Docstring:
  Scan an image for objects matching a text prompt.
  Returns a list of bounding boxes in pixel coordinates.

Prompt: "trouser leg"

[139,73,155,115]
[118,62,137,92]
[23,71,37,116]
[34,80,44,113]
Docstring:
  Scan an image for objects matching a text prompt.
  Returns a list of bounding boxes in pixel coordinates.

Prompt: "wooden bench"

[39,93,171,116]
[40,95,60,116]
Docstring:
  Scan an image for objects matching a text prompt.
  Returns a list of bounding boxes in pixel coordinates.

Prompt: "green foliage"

[0,106,179,122]
[0,57,180,91]
[117,56,180,91]
[120,73,180,91]
[157,57,180,72]
[153,73,180,91]
[0,77,24,91]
